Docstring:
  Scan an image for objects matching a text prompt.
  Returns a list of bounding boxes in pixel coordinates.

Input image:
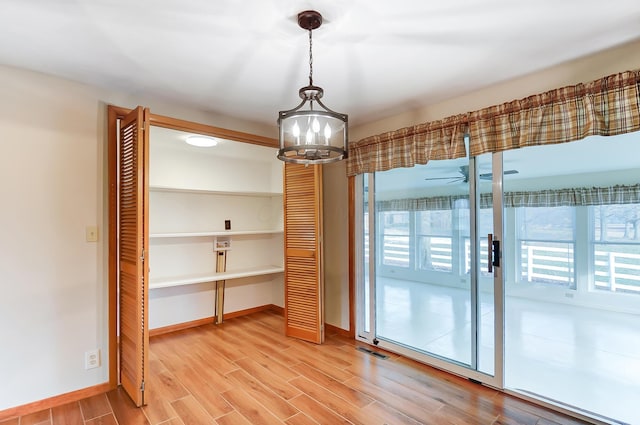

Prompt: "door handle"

[487,234,500,273]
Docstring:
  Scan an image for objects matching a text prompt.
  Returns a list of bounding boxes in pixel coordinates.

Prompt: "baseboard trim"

[150,304,285,337]
[268,304,284,315]
[150,316,215,337]
[325,323,353,338]
[224,304,281,320]
[0,382,112,421]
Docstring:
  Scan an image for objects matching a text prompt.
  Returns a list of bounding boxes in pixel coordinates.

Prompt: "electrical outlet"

[86,226,98,242]
[225,220,231,230]
[85,349,100,370]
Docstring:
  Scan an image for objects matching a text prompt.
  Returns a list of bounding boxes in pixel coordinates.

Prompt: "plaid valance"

[375,195,464,212]
[468,70,640,156]
[504,183,640,208]
[346,114,468,176]
[348,69,640,176]
[375,184,640,211]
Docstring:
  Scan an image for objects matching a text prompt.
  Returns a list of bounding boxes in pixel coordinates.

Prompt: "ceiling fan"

[424,165,519,183]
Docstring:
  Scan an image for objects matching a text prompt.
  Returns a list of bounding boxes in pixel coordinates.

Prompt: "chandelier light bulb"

[292,121,300,138]
[312,117,320,133]
[306,128,313,145]
[324,122,331,139]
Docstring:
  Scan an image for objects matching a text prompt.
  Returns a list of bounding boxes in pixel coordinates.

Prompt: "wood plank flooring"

[2,311,591,424]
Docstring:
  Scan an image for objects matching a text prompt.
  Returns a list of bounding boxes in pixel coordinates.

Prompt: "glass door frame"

[490,152,505,389]
[355,153,506,389]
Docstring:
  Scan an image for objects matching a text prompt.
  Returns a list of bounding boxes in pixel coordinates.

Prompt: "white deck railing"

[379,235,640,294]
[521,243,574,284]
[594,250,640,293]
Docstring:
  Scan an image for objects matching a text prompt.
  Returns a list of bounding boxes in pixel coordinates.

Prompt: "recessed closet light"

[185,135,218,147]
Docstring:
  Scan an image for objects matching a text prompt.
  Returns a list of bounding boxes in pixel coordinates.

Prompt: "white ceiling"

[1,0,640,128]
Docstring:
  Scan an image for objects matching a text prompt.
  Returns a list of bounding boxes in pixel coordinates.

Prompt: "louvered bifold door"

[284,163,324,344]
[118,106,150,407]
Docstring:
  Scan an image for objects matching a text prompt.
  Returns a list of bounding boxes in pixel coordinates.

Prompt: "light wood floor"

[3,311,590,425]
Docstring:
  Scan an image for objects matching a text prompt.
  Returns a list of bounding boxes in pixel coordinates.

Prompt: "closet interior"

[147,126,284,332]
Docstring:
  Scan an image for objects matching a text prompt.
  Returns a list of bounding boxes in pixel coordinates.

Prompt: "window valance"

[375,184,640,211]
[468,70,640,157]
[503,183,640,208]
[346,114,468,176]
[348,69,640,177]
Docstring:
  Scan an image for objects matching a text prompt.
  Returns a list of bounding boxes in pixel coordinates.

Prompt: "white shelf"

[150,266,284,289]
[150,185,282,197]
[150,229,283,239]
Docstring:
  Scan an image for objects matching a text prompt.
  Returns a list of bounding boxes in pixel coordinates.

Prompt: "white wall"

[322,38,640,330]
[323,161,350,330]
[0,66,106,411]
[0,64,276,411]
[351,39,640,141]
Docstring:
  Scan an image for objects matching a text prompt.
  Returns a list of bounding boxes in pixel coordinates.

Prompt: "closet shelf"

[150,185,282,197]
[150,229,284,239]
[149,266,284,289]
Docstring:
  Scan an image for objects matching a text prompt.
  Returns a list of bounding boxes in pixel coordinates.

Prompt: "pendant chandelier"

[277,10,348,164]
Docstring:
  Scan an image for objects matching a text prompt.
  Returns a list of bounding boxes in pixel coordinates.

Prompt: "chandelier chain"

[308,28,313,86]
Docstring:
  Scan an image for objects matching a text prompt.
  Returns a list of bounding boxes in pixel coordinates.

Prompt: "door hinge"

[140,380,145,392]
[140,249,145,262]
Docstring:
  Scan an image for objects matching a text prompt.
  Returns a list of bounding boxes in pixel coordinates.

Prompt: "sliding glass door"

[357,151,502,385]
[356,131,640,424]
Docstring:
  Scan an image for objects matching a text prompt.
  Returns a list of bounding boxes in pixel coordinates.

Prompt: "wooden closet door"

[118,106,150,406]
[284,163,324,344]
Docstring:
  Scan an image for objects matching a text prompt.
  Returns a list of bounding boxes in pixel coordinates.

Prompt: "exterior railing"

[379,235,640,294]
[594,248,640,294]
[520,242,575,286]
